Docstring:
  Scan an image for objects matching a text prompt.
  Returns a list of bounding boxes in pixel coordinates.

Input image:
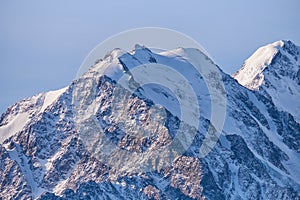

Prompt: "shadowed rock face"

[1,41,300,200]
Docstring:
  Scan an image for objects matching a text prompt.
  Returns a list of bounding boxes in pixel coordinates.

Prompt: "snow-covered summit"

[84,44,217,81]
[75,45,223,126]
[233,40,284,89]
[233,40,300,122]
[233,40,299,90]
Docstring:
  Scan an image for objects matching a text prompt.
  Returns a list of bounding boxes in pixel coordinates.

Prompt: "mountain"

[233,40,300,122]
[0,41,300,200]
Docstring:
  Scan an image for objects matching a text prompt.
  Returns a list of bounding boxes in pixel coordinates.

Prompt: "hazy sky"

[1,0,299,113]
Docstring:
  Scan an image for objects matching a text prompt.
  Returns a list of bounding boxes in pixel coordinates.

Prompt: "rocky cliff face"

[0,41,299,199]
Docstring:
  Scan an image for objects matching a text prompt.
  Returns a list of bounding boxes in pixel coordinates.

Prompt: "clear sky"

[0,0,299,114]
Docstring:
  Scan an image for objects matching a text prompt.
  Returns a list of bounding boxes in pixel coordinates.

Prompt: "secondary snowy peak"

[233,40,299,90]
[233,40,300,122]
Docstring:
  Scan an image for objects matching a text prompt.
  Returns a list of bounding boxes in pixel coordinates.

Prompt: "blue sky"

[0,0,299,113]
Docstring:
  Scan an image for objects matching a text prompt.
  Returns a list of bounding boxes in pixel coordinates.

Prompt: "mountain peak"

[233,40,300,122]
[233,40,299,90]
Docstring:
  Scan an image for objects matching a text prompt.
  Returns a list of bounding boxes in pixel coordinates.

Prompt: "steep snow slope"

[0,87,67,144]
[0,112,30,143]
[0,42,299,199]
